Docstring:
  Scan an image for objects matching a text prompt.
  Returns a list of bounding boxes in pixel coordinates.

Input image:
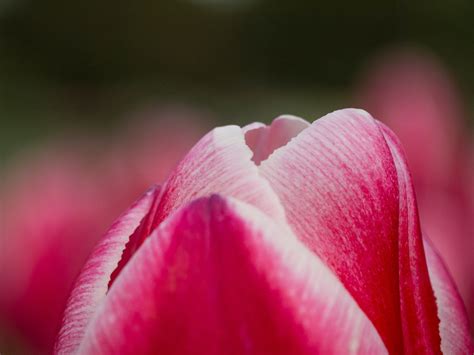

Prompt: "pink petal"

[243,115,310,164]
[357,47,474,338]
[424,238,474,354]
[79,195,387,354]
[258,109,441,352]
[56,125,288,353]
[156,125,286,222]
[384,122,474,351]
[111,125,288,280]
[54,186,160,354]
[380,123,442,353]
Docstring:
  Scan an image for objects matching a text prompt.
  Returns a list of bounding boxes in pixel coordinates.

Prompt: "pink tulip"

[355,48,474,332]
[0,113,203,353]
[55,109,473,354]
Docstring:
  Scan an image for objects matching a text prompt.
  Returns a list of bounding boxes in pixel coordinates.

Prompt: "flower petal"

[244,115,310,164]
[54,186,160,354]
[56,125,288,353]
[259,109,441,352]
[111,125,288,278]
[155,125,286,222]
[380,123,442,353]
[79,195,387,354]
[424,238,474,354]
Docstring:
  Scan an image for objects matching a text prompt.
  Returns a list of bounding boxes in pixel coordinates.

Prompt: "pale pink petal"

[258,109,441,352]
[424,238,474,354]
[54,186,160,354]
[242,121,266,133]
[243,115,310,164]
[79,195,387,355]
[155,125,286,222]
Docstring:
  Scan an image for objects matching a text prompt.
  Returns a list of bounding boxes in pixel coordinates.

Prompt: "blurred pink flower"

[55,110,472,354]
[1,147,108,353]
[355,47,474,333]
[0,109,204,353]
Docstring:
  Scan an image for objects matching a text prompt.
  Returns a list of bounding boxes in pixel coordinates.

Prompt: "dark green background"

[1,0,473,159]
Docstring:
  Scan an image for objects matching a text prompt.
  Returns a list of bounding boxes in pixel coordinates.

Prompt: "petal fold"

[79,195,386,355]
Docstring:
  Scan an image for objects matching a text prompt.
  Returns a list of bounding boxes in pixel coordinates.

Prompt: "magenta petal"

[79,195,386,354]
[380,123,442,353]
[244,115,310,164]
[54,186,160,354]
[259,109,441,352]
[424,238,474,354]
[383,121,474,352]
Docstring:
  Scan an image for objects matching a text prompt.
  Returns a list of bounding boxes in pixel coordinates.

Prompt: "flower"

[55,109,473,354]
[0,111,203,353]
[355,48,474,333]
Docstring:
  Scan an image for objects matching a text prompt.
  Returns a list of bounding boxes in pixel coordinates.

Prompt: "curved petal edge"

[54,186,160,354]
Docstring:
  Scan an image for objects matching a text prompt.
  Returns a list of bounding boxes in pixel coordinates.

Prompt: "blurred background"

[1,0,473,158]
[1,0,473,353]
